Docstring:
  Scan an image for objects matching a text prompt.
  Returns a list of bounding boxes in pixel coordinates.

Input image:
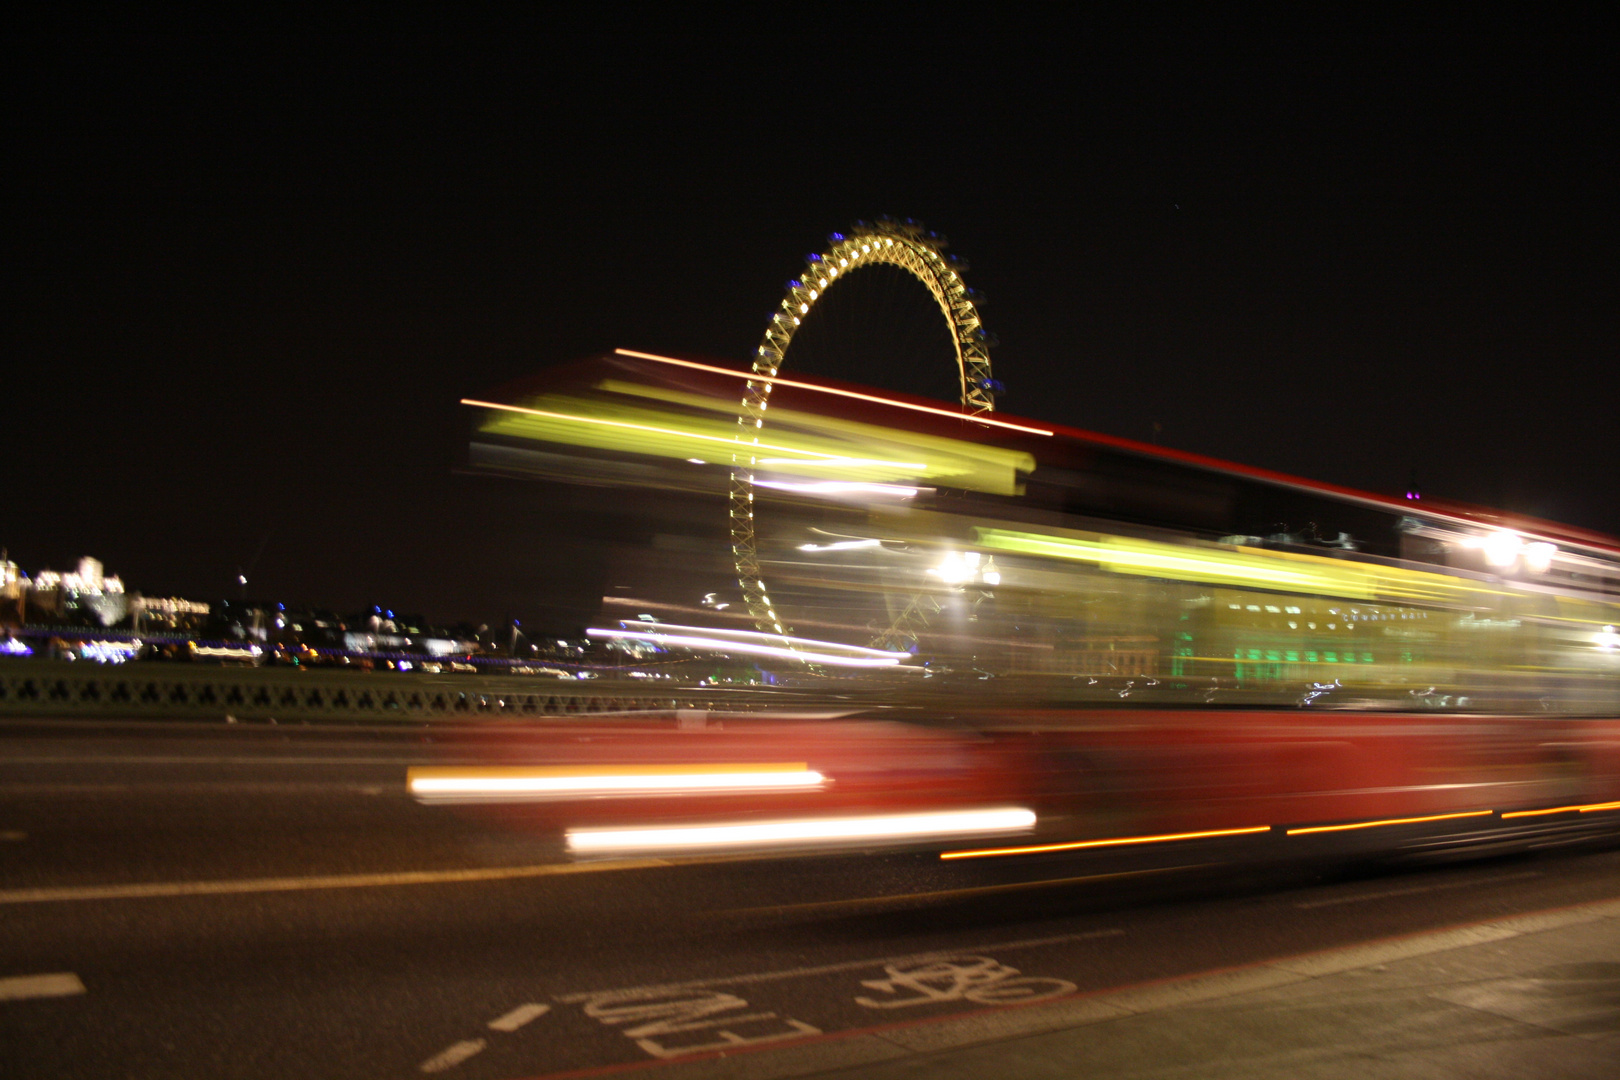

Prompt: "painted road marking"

[0,783,407,797]
[418,1038,486,1073]
[0,831,25,842]
[414,1002,554,1073]
[557,927,1122,1003]
[1295,870,1542,909]
[856,956,1076,1009]
[488,1002,550,1031]
[0,755,469,765]
[561,936,1112,1061]
[0,860,670,905]
[582,987,820,1059]
[521,892,1620,1080]
[0,972,86,1002]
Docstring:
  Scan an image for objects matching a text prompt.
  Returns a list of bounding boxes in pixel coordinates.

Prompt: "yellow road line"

[0,859,670,905]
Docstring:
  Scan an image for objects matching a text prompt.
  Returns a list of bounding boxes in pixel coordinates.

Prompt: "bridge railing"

[0,659,774,723]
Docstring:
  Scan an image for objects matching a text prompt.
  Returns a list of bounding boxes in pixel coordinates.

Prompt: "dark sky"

[4,16,1615,631]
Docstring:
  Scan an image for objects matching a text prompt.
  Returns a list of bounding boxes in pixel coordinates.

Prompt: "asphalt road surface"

[4,717,1619,1079]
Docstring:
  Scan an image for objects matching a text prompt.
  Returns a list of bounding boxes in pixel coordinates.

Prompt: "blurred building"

[131,596,211,632]
[0,557,23,628]
[28,556,128,627]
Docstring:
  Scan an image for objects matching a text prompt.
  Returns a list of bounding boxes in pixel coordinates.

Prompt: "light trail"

[613,349,1055,436]
[1285,810,1493,836]
[1502,800,1620,819]
[408,764,826,803]
[460,398,888,465]
[614,621,909,658]
[567,807,1036,854]
[756,480,922,498]
[585,627,911,668]
[941,825,1272,861]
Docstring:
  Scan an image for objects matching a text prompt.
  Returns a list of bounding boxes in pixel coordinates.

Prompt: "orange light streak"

[613,348,1055,436]
[1506,799,1620,818]
[1502,803,1584,819]
[1285,810,1492,836]
[940,824,1271,861]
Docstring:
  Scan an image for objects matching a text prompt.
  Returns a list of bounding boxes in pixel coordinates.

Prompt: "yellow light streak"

[461,399,852,464]
[1285,810,1492,836]
[587,379,1034,494]
[567,807,1037,854]
[973,527,1473,604]
[613,349,1054,436]
[941,825,1272,860]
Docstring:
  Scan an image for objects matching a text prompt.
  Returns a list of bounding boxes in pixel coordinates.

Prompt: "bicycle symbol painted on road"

[854,955,1077,1009]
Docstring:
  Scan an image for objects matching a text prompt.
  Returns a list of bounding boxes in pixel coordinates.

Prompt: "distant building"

[0,558,23,628]
[131,596,211,632]
[20,555,131,627]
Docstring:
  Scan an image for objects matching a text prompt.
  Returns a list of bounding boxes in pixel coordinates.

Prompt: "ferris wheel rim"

[729,219,996,654]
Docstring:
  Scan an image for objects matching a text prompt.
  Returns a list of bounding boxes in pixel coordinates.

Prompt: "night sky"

[5,17,1615,632]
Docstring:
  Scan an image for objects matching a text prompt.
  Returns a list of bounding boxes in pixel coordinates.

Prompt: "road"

[3,717,1619,1078]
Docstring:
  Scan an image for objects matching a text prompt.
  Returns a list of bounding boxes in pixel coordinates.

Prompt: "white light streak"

[629,621,907,658]
[567,807,1037,854]
[586,627,909,667]
[754,480,922,498]
[798,539,883,552]
[408,766,825,803]
[756,456,928,470]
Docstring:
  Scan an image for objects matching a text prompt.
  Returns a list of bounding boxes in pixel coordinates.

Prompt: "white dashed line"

[0,972,86,1001]
[419,1038,486,1073]
[488,1002,550,1031]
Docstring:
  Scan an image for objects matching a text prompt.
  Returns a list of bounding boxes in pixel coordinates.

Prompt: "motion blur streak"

[940,825,1273,861]
[612,349,1056,436]
[471,380,1034,494]
[973,527,1472,604]
[584,627,910,668]
[622,622,910,658]
[460,398,859,462]
[407,765,825,804]
[1500,803,1607,819]
[1499,799,1620,818]
[1285,810,1494,835]
[566,807,1037,855]
[754,480,921,497]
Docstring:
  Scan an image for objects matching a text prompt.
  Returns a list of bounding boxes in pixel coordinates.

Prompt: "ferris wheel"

[729,218,998,651]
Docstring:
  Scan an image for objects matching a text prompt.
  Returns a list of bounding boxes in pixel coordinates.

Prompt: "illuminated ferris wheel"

[729,218,998,649]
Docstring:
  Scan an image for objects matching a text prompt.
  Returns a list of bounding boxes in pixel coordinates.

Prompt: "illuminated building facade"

[26,556,129,627]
